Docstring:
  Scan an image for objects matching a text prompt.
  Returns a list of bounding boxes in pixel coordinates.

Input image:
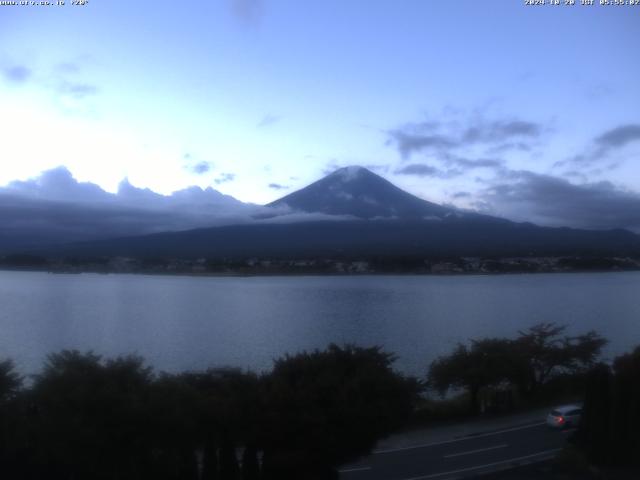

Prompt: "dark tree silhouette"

[0,359,23,477]
[428,338,517,413]
[261,344,420,479]
[180,367,262,479]
[28,350,155,479]
[0,360,21,403]
[579,363,613,464]
[514,323,606,396]
[578,346,640,467]
[428,324,607,412]
[1,345,419,479]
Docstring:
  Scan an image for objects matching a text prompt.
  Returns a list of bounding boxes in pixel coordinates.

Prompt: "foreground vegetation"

[427,323,607,414]
[0,345,418,480]
[576,345,640,469]
[0,324,636,478]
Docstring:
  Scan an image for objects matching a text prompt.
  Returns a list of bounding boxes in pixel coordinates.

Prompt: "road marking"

[338,466,371,473]
[443,443,507,459]
[374,422,546,454]
[399,448,562,480]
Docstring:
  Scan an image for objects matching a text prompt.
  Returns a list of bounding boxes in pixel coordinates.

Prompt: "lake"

[1,270,639,378]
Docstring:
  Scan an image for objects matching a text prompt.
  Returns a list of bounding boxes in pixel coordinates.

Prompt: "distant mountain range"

[19,166,640,260]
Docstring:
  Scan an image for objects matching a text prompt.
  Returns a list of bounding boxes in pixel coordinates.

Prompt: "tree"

[428,338,518,413]
[0,359,23,477]
[514,323,607,395]
[261,344,420,479]
[579,363,613,464]
[28,350,156,479]
[180,367,262,480]
[578,346,640,467]
[0,359,21,404]
[427,325,607,412]
[609,346,640,465]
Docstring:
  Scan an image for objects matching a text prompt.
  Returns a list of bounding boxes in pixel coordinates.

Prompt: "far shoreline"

[1,265,639,279]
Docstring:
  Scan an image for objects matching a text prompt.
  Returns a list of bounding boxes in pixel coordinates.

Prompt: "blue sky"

[1,0,639,229]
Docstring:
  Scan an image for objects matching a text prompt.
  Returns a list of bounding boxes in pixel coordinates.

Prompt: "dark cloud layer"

[0,167,264,251]
[395,156,502,179]
[395,163,444,178]
[557,123,640,169]
[462,120,541,144]
[440,154,503,171]
[390,132,456,158]
[480,170,640,232]
[595,124,640,149]
[388,112,544,159]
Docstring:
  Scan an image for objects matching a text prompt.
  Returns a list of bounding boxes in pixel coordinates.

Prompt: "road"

[339,422,574,480]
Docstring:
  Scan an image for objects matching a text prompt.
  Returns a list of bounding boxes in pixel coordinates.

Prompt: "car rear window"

[551,410,562,416]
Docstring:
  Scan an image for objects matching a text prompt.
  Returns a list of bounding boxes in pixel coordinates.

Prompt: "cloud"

[191,162,213,175]
[595,124,640,149]
[268,183,289,190]
[451,191,471,199]
[479,170,640,232]
[461,120,542,144]
[4,166,243,210]
[256,211,359,225]
[214,173,236,185]
[556,123,640,169]
[395,163,445,177]
[257,114,280,128]
[394,158,499,179]
[485,142,532,154]
[54,62,81,74]
[585,83,613,101]
[0,167,267,251]
[388,130,457,159]
[57,81,99,99]
[2,65,31,84]
[230,0,263,26]
[440,154,504,171]
[182,154,213,175]
[5,166,112,203]
[388,111,545,159]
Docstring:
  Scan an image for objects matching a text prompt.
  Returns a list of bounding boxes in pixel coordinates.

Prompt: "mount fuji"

[269,166,452,220]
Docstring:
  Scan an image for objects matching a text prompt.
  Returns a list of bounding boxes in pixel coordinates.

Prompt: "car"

[546,404,583,429]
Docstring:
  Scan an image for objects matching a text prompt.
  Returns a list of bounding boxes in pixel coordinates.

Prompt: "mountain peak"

[330,165,370,182]
[269,165,450,219]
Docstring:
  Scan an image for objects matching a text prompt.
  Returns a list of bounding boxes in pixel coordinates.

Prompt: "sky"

[1,0,639,231]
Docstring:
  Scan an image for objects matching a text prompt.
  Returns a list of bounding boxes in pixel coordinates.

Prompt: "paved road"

[339,422,574,480]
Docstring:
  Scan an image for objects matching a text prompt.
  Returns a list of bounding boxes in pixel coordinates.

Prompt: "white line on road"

[374,422,546,454]
[443,443,507,459]
[338,466,371,473]
[399,448,562,480]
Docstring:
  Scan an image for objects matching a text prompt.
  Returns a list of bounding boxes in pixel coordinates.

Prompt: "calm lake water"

[1,270,639,377]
